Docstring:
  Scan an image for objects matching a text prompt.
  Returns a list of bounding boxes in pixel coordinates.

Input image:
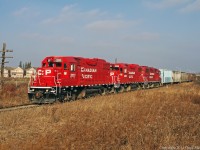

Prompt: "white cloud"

[13,7,40,18]
[84,9,108,18]
[41,4,107,25]
[61,4,77,12]
[179,0,200,13]
[86,20,138,31]
[123,32,160,41]
[145,0,191,9]
[13,7,29,16]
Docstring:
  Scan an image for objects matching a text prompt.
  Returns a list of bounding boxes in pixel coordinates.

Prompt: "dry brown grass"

[0,82,200,150]
[0,78,30,107]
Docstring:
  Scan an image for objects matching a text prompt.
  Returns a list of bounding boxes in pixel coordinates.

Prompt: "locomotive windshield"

[110,66,119,71]
[46,62,62,67]
[42,60,62,68]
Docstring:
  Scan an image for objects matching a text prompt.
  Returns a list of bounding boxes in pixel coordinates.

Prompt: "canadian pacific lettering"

[82,74,93,79]
[81,67,97,73]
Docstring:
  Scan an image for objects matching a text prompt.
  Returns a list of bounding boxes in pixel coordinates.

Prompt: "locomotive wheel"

[77,89,86,99]
[109,87,116,94]
[71,93,77,101]
[101,88,107,95]
[118,86,124,93]
[137,85,141,90]
[35,91,43,99]
[126,85,131,91]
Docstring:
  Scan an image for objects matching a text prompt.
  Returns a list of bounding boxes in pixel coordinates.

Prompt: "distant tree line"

[19,61,32,69]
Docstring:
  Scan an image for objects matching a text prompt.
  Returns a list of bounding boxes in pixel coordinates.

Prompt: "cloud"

[13,7,40,18]
[13,7,29,16]
[145,0,191,9]
[123,32,160,41]
[84,9,108,18]
[61,4,77,12]
[41,4,76,24]
[85,20,139,32]
[41,4,107,25]
[179,0,200,13]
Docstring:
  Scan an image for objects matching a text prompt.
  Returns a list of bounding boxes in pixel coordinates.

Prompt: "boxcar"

[188,73,196,82]
[159,69,173,84]
[181,72,189,82]
[172,71,181,83]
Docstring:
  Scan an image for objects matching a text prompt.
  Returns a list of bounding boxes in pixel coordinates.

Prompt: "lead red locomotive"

[28,56,161,103]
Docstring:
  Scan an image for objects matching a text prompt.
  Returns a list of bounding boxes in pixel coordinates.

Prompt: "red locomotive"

[28,56,161,103]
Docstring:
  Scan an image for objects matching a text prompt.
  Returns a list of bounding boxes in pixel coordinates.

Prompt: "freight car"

[159,69,173,84]
[172,71,181,83]
[159,69,195,84]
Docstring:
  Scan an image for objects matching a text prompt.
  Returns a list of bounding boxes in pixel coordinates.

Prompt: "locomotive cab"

[138,66,149,83]
[28,56,78,103]
[110,63,129,90]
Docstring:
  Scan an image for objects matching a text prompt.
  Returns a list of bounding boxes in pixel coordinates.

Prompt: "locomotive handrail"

[53,76,58,95]
[37,73,41,86]
[57,72,62,94]
[28,73,36,91]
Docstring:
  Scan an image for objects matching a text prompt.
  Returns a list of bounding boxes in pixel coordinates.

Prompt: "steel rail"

[0,104,39,113]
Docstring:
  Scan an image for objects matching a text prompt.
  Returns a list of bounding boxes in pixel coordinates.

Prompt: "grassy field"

[0,78,30,107]
[0,82,200,149]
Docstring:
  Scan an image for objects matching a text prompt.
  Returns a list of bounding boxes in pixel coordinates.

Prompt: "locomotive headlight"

[46,89,49,92]
[29,89,34,92]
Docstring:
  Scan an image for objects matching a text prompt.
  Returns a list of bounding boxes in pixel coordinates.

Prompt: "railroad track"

[0,83,189,113]
[0,104,40,113]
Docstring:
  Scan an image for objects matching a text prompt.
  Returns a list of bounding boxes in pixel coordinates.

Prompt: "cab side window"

[48,62,53,67]
[124,68,127,73]
[120,68,123,73]
[70,64,76,72]
[64,63,67,70]
[56,62,62,67]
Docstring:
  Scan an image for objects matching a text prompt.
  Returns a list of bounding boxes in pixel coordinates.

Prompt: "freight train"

[28,56,196,104]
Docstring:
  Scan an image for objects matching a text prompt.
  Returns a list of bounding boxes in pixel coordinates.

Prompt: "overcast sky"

[0,0,200,72]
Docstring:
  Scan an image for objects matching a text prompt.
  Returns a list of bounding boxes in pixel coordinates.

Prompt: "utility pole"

[0,43,13,89]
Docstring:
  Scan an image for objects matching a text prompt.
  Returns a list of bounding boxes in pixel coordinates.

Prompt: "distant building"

[25,67,37,78]
[0,67,14,77]
[10,67,24,78]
